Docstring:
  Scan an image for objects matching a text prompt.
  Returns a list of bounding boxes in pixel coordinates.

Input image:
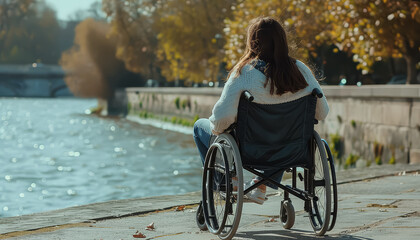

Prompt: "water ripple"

[0,98,200,217]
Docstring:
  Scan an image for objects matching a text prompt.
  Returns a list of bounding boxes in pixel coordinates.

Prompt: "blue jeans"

[193,119,213,165]
[193,118,283,189]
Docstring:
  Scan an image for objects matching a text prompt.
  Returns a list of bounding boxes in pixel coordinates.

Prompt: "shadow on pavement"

[235,229,373,240]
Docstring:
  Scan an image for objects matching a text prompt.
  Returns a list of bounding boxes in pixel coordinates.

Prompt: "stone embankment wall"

[126,85,420,165]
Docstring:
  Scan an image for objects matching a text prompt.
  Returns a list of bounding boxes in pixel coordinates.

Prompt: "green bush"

[344,154,359,168]
[192,114,199,124]
[174,97,180,109]
[389,156,395,165]
[375,156,382,165]
[351,120,356,128]
[337,115,342,124]
[139,111,148,118]
[181,99,189,110]
[330,133,342,161]
[181,119,190,126]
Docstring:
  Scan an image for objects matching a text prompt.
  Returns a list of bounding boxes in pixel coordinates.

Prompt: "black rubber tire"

[202,143,230,235]
[215,134,244,240]
[280,200,295,229]
[201,134,243,240]
[322,139,338,231]
[308,131,331,236]
[196,201,208,231]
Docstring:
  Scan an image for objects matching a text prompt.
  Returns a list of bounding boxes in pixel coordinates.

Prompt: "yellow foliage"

[326,0,420,80]
[102,0,419,84]
[224,0,332,69]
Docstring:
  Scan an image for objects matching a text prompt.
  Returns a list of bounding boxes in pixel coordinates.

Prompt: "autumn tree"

[60,18,129,99]
[0,0,61,64]
[102,0,159,80]
[224,0,331,71]
[0,0,34,35]
[154,0,235,84]
[328,0,420,84]
[102,0,236,85]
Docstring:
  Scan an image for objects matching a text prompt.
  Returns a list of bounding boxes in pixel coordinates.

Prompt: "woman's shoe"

[245,179,266,205]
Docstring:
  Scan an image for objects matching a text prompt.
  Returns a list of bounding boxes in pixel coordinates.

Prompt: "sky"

[45,0,100,20]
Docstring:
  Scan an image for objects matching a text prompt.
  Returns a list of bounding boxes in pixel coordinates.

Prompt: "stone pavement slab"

[1,164,420,239]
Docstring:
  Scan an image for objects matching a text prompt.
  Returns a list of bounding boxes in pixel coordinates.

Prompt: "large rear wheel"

[308,131,331,236]
[202,133,243,240]
[322,139,338,231]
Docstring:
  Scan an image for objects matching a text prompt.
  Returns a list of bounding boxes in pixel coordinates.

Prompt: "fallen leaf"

[366,203,397,208]
[268,218,277,222]
[133,230,146,238]
[146,222,155,231]
[402,189,415,193]
[175,205,185,211]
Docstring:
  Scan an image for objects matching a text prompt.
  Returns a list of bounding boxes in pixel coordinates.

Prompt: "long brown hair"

[228,17,308,95]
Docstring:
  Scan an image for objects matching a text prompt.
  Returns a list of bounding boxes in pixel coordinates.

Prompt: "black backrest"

[236,92,317,170]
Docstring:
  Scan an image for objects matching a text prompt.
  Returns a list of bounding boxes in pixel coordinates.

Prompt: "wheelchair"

[195,89,338,240]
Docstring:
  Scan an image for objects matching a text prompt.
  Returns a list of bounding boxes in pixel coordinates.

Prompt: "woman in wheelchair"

[194,16,328,201]
[193,17,335,239]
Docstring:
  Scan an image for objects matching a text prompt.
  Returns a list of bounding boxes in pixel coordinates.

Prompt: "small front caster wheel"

[196,201,208,231]
[280,200,295,229]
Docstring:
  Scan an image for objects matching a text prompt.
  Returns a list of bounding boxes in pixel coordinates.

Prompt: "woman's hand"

[211,129,220,135]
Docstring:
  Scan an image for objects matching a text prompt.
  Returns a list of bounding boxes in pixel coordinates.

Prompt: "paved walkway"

[1,164,420,240]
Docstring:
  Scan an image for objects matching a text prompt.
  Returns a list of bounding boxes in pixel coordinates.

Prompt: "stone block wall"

[127,88,221,119]
[126,85,420,164]
[318,86,420,165]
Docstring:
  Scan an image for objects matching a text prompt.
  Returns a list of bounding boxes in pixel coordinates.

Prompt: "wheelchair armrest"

[242,90,254,102]
[312,88,323,98]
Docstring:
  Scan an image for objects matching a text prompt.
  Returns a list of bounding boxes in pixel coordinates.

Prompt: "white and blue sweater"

[209,60,329,134]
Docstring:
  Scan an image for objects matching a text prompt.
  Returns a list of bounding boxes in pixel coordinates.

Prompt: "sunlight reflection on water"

[0,98,201,217]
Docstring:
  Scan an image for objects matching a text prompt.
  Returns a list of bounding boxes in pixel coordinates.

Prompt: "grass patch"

[136,110,199,128]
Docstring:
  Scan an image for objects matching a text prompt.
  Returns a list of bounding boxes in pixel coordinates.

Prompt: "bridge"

[0,64,73,97]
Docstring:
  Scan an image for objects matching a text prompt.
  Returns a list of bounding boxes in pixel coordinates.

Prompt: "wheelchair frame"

[196,89,338,240]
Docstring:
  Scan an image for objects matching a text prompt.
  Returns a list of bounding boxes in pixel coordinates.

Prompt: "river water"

[0,98,201,217]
